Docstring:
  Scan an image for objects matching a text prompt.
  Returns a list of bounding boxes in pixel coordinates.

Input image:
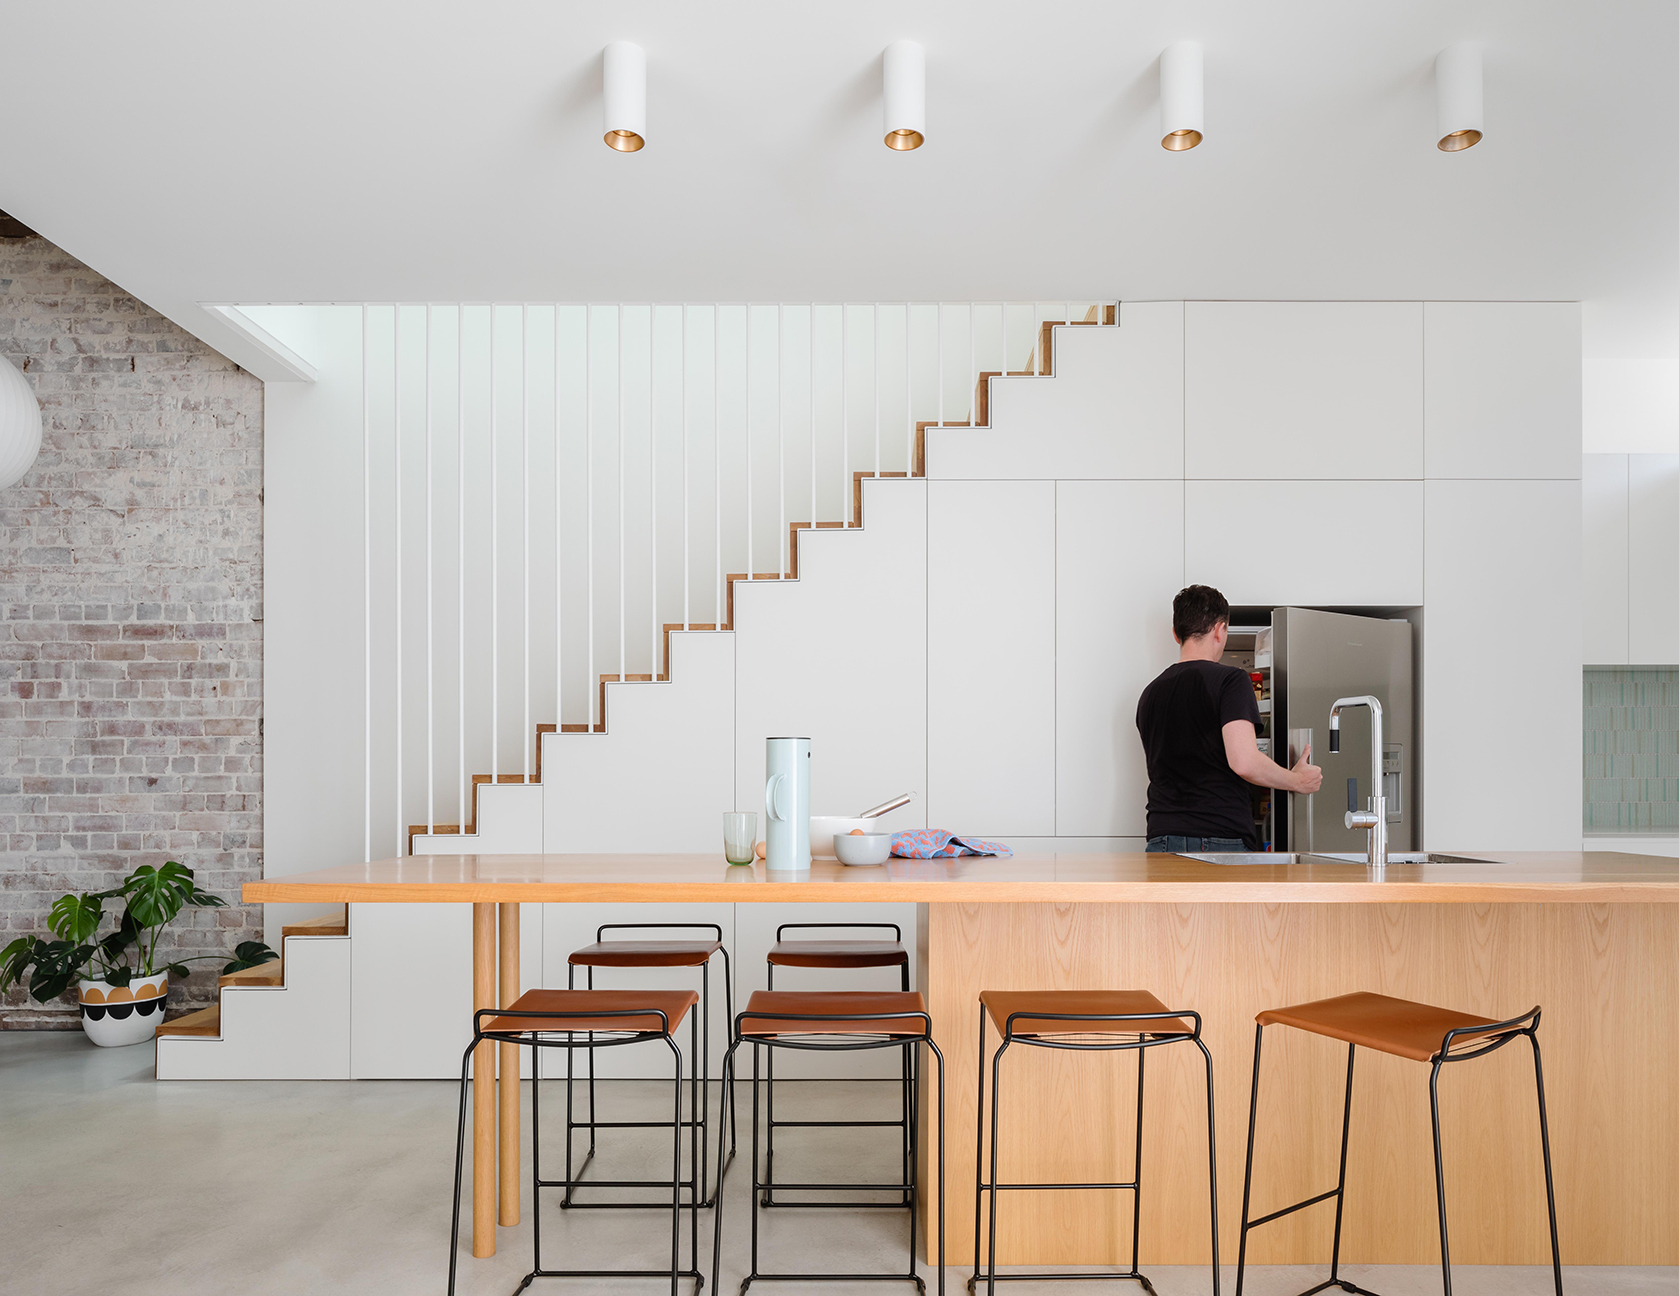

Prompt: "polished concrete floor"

[0,1032,1668,1296]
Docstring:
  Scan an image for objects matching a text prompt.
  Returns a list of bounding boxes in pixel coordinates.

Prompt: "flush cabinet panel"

[1582,453,1630,665]
[1055,481,1184,836]
[1424,302,1582,480]
[928,481,1056,835]
[1185,302,1423,480]
[1185,480,1423,606]
[1423,479,1581,851]
[1630,455,1679,665]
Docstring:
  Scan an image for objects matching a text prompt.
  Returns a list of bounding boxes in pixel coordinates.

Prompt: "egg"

[754,840,766,860]
[848,828,865,835]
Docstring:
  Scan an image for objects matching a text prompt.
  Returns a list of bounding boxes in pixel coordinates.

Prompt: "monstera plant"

[0,861,277,1047]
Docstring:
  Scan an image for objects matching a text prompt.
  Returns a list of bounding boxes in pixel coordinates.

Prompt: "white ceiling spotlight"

[602,41,646,152]
[1159,41,1204,150]
[0,353,42,491]
[1435,42,1483,151]
[882,40,925,150]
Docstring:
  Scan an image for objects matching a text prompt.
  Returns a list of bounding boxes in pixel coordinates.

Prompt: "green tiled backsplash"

[1584,668,1679,830]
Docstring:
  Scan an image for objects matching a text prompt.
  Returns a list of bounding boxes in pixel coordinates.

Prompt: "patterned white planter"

[78,972,168,1047]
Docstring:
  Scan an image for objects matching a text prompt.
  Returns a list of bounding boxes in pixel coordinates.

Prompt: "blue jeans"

[1147,834,1249,854]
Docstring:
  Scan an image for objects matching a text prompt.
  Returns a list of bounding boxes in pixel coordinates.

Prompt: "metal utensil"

[855,791,915,819]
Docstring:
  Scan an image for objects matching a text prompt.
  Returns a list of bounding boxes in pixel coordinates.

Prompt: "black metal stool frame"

[563,921,737,1209]
[447,1003,704,1296]
[969,1005,1220,1296]
[710,1004,947,1295]
[763,922,913,1210]
[1233,1006,1563,1296]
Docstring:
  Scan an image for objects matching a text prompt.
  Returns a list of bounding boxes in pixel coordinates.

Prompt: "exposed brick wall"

[0,235,263,1027]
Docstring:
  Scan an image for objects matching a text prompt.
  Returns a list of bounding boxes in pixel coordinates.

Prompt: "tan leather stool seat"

[1257,990,1504,1062]
[739,989,928,1036]
[568,939,723,968]
[483,988,698,1035]
[765,939,909,969]
[981,988,1195,1037]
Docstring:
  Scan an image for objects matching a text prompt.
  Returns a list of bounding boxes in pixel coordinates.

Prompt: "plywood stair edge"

[407,304,1118,857]
[155,1004,220,1039]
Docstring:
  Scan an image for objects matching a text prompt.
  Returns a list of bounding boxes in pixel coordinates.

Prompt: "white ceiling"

[4,1,1677,378]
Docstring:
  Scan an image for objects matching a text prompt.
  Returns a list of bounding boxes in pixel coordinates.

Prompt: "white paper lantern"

[0,354,42,490]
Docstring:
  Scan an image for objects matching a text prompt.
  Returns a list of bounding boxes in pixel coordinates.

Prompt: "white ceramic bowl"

[833,832,893,866]
[809,816,876,858]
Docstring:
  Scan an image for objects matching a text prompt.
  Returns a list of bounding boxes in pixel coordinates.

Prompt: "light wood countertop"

[244,849,1679,905]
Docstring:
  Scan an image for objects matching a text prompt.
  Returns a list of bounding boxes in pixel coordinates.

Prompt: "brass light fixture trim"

[1436,127,1482,152]
[604,129,645,153]
[884,127,924,151]
[1161,127,1203,151]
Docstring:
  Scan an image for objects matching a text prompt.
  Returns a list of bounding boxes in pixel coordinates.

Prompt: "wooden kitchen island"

[246,851,1679,1269]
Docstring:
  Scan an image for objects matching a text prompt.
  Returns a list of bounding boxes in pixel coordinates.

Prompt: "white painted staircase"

[157,305,1176,1081]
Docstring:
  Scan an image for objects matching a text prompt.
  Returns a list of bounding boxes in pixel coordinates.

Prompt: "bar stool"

[1235,991,1562,1296]
[710,989,947,1294]
[970,990,1220,1295]
[763,922,912,1209]
[565,922,735,1208]
[446,988,704,1296]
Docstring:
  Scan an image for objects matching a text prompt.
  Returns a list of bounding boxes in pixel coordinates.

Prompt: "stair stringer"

[154,932,351,1080]
[925,302,1183,481]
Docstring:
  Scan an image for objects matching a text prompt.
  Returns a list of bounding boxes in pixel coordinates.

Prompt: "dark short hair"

[1173,585,1229,641]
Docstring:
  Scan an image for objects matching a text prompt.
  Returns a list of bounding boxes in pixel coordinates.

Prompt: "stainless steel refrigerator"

[1270,607,1413,855]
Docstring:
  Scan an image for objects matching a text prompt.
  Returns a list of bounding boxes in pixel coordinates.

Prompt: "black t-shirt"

[1135,659,1263,848]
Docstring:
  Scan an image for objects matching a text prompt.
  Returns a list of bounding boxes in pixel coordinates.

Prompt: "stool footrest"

[981,1179,1138,1191]
[966,1272,1156,1290]
[1243,1185,1341,1231]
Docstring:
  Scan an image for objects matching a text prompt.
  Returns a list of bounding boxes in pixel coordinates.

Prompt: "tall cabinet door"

[1056,482,1185,837]
[1582,454,1629,665]
[1630,455,1679,664]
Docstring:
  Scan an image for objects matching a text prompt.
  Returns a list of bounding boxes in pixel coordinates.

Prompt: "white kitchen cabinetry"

[927,301,1182,481]
[1185,480,1423,606]
[1055,481,1184,836]
[1424,303,1582,480]
[1423,480,1581,851]
[1185,302,1423,480]
[928,481,1056,835]
[1629,455,1679,665]
[1582,454,1629,664]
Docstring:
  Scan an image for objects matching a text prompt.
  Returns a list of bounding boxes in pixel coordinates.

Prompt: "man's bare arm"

[1223,720,1323,795]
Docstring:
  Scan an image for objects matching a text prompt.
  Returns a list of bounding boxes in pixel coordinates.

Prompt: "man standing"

[1136,585,1323,853]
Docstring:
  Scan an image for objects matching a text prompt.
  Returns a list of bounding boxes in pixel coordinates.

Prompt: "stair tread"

[282,910,348,939]
[155,1005,220,1038]
[219,960,283,988]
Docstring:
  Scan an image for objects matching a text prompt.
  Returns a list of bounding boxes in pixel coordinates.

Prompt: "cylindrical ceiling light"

[883,40,925,150]
[602,41,646,152]
[0,353,42,491]
[1435,42,1483,151]
[1159,40,1204,150]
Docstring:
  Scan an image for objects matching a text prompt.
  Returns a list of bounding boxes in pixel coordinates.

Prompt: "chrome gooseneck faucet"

[1329,695,1387,870]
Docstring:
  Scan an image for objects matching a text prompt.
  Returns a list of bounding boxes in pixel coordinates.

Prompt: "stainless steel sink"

[1173,851,1495,866]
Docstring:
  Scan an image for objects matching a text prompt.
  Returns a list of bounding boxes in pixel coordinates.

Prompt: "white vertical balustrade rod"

[873,304,880,489]
[586,305,595,729]
[777,303,785,577]
[650,304,658,676]
[937,303,944,428]
[713,306,721,625]
[456,308,465,827]
[425,304,434,834]
[564,300,570,728]
[490,305,499,783]
[904,302,912,475]
[745,305,754,587]
[394,306,404,854]
[362,304,371,861]
[681,303,689,630]
[841,304,849,526]
[521,304,530,778]
[968,304,976,423]
[808,304,816,542]
[554,305,562,730]
[618,304,626,684]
